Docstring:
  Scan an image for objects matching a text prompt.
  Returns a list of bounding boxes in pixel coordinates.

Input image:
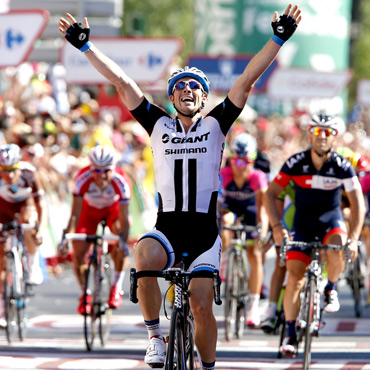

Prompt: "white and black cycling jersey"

[131,96,242,217]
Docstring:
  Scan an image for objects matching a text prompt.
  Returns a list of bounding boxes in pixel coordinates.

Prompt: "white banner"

[267,68,352,100]
[357,79,370,107]
[61,37,183,85]
[0,10,49,67]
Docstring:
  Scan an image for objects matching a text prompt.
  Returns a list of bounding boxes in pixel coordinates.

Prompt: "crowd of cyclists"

[1,2,370,369]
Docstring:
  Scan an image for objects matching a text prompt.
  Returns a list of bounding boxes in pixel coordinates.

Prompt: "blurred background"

[1,0,370,276]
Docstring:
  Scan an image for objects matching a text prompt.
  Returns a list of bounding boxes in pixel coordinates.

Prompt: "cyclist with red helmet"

[64,145,131,315]
[59,4,301,369]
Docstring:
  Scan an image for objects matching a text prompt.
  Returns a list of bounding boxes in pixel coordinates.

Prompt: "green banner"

[194,0,352,70]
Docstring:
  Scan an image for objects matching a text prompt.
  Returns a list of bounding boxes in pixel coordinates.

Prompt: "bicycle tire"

[166,310,186,370]
[99,254,113,346]
[185,314,195,370]
[351,257,362,318]
[277,312,286,358]
[4,252,17,343]
[224,249,240,341]
[303,275,316,370]
[17,251,29,341]
[84,258,99,351]
[236,249,247,335]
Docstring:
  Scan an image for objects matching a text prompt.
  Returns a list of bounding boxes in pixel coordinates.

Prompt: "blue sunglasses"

[173,80,202,93]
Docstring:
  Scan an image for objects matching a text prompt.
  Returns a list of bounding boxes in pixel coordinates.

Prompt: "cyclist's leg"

[189,277,217,365]
[281,249,308,355]
[188,235,221,368]
[21,204,43,285]
[322,230,346,313]
[107,204,130,308]
[261,246,286,330]
[135,233,169,366]
[246,238,263,327]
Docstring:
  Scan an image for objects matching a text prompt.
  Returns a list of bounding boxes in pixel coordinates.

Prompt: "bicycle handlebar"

[222,224,260,233]
[65,233,119,243]
[279,238,347,267]
[0,221,36,232]
[130,268,222,306]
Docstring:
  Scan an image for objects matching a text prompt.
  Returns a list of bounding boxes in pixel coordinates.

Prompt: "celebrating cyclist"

[59,4,301,368]
[64,145,131,315]
[0,144,45,323]
[265,114,366,357]
[219,132,268,328]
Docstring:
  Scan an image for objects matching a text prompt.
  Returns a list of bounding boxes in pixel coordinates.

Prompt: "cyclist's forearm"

[84,45,144,110]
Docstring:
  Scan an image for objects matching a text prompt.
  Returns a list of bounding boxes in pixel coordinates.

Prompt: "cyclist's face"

[170,77,207,116]
[310,125,335,155]
[1,168,21,185]
[91,167,113,188]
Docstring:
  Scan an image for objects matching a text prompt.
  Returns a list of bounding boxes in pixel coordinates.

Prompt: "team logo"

[79,33,86,41]
[162,134,170,143]
[277,26,284,33]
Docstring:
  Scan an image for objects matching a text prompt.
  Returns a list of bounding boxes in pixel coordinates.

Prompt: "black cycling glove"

[271,14,297,46]
[65,22,91,52]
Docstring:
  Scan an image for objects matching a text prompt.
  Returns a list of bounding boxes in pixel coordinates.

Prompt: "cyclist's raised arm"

[59,14,144,111]
[228,4,301,109]
[346,187,366,260]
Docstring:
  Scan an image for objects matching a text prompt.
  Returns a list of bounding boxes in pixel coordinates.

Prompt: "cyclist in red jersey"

[64,145,131,315]
[265,114,365,357]
[0,144,45,324]
[59,5,301,369]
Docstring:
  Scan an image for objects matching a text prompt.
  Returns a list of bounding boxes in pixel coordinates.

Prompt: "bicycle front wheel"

[166,310,185,370]
[4,253,17,343]
[99,254,113,346]
[303,275,316,370]
[224,249,247,341]
[17,252,29,341]
[185,314,195,370]
[84,259,99,351]
[351,255,364,318]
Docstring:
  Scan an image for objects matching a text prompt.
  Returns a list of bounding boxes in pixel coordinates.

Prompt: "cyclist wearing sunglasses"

[0,144,45,323]
[59,4,301,369]
[64,145,131,315]
[219,133,269,327]
[265,113,366,357]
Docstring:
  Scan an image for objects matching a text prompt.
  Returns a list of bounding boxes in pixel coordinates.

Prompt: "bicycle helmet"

[230,133,258,162]
[0,144,22,168]
[167,66,210,96]
[88,145,116,168]
[309,114,346,135]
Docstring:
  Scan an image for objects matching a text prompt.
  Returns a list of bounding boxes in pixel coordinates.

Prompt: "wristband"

[272,35,285,46]
[272,222,283,229]
[80,41,92,52]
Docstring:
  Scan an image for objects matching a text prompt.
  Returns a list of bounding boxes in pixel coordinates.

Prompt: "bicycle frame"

[222,223,261,341]
[65,225,119,351]
[280,238,347,369]
[2,220,35,343]
[130,266,222,370]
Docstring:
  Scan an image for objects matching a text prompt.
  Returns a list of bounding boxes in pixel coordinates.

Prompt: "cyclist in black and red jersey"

[59,5,302,369]
[265,114,366,357]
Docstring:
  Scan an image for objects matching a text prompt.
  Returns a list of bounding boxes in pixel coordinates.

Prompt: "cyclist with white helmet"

[265,113,366,357]
[64,145,132,315]
[219,132,269,327]
[0,144,45,323]
[59,4,301,369]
